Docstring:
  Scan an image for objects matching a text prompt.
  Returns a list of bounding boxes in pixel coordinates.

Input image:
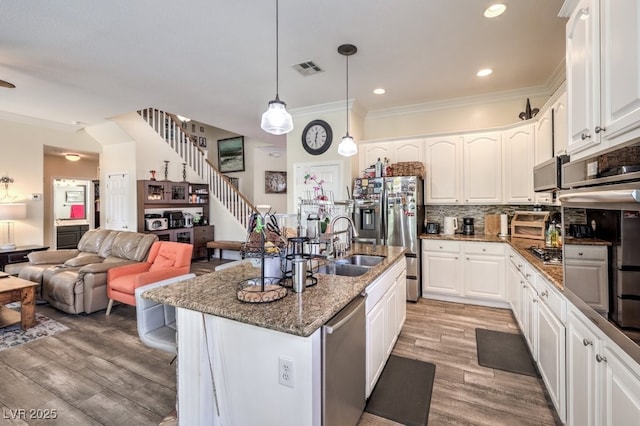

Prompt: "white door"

[293,162,343,204]
[105,173,131,231]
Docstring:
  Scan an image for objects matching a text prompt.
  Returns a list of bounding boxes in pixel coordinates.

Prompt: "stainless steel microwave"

[533,155,570,192]
[145,217,169,231]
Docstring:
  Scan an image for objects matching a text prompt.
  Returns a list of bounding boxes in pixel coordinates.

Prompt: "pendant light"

[261,0,293,135]
[337,44,358,157]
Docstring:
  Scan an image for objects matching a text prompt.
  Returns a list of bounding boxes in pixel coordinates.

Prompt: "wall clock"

[301,120,332,155]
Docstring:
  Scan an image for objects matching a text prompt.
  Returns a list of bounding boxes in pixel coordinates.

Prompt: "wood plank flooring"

[0,265,560,425]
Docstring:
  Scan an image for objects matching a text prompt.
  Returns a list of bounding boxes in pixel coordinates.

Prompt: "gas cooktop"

[528,246,563,266]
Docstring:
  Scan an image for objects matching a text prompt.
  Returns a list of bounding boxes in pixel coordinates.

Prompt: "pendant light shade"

[261,0,293,135]
[337,44,358,157]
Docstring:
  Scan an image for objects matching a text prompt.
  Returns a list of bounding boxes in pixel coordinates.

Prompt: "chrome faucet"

[329,215,359,252]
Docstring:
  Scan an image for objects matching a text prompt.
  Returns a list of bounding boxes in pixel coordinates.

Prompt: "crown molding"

[289,99,365,120]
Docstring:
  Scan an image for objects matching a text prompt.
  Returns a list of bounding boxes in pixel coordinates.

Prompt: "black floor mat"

[475,328,539,377]
[365,355,436,426]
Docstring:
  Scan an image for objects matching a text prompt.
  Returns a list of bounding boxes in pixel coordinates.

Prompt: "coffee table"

[0,274,38,329]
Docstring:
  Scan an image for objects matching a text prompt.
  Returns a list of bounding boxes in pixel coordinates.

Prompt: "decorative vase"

[149,170,156,181]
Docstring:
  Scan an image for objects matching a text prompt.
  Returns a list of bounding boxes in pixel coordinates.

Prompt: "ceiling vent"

[292,61,323,76]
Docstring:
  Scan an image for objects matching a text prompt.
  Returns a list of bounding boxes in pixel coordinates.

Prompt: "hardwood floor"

[0,269,560,425]
[360,299,561,425]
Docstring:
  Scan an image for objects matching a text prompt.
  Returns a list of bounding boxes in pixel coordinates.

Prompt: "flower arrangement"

[304,173,328,200]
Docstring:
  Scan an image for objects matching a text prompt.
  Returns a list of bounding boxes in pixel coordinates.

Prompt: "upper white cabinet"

[463,131,503,204]
[503,123,535,204]
[358,139,424,175]
[564,0,640,158]
[425,136,463,204]
[553,91,569,155]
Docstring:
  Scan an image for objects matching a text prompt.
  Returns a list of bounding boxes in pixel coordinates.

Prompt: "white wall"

[252,147,287,215]
[0,118,101,246]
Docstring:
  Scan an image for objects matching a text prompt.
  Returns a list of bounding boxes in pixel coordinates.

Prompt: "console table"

[0,245,49,272]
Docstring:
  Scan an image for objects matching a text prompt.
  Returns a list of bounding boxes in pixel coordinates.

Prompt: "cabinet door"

[522,283,538,361]
[564,260,608,313]
[535,107,554,165]
[463,131,503,203]
[602,343,640,426]
[360,143,393,173]
[566,309,599,426]
[168,182,189,203]
[393,139,424,164]
[366,301,386,398]
[566,0,601,153]
[396,270,407,333]
[143,181,170,204]
[425,136,462,204]
[503,124,535,204]
[506,260,523,322]
[384,284,398,358]
[600,0,640,142]
[538,301,566,423]
[463,254,506,301]
[553,91,569,155]
[422,251,461,295]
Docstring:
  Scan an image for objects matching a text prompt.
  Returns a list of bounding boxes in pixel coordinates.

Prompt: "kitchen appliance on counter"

[183,212,194,228]
[144,214,169,231]
[352,177,385,246]
[163,210,185,229]
[568,223,593,238]
[529,246,563,265]
[533,154,570,192]
[443,217,458,235]
[462,217,475,235]
[384,176,424,302]
[425,222,439,234]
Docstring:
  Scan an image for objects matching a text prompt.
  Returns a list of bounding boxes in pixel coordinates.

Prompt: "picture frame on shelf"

[217,136,245,173]
[265,171,287,194]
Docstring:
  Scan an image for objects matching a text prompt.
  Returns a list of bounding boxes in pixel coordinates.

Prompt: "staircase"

[138,108,256,229]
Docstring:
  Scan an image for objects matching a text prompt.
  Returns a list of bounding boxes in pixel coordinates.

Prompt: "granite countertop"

[143,244,407,338]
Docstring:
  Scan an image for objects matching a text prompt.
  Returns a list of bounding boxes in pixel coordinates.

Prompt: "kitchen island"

[143,244,407,426]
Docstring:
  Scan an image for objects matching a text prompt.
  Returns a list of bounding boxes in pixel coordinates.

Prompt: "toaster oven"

[145,217,169,231]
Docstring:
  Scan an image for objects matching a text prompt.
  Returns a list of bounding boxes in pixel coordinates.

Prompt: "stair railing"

[138,108,256,229]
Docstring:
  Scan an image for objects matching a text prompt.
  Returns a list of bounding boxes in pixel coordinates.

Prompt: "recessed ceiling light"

[477,68,493,77]
[484,4,506,18]
[373,88,386,95]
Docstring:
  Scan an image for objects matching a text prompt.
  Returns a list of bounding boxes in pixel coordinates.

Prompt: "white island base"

[176,307,322,425]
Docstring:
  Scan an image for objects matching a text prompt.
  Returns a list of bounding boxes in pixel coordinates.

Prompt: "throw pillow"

[149,254,175,271]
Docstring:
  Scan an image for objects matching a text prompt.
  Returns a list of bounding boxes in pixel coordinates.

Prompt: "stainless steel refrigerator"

[384,176,424,302]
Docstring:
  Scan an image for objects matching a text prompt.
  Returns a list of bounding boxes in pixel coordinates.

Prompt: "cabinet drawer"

[463,242,505,256]
[537,277,566,323]
[564,244,607,262]
[423,240,460,253]
[508,250,526,272]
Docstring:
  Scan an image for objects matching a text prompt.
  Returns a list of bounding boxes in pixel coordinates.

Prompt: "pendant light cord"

[345,54,350,136]
[275,0,280,100]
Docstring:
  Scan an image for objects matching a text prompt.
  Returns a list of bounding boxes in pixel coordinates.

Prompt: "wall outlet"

[31,193,42,201]
[278,357,295,388]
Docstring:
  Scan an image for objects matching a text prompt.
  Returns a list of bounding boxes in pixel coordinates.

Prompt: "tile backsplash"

[425,205,562,234]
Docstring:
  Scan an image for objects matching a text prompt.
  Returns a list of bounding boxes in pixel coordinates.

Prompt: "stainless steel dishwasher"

[322,294,366,426]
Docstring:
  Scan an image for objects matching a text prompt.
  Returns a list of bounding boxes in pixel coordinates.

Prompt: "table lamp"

[0,203,27,250]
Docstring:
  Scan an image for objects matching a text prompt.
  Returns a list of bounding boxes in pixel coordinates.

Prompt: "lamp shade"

[337,135,358,157]
[261,99,294,135]
[0,203,27,220]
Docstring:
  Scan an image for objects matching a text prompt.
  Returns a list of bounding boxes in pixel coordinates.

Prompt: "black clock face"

[302,120,332,155]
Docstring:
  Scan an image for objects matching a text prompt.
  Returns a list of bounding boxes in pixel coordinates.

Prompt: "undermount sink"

[343,254,385,267]
[316,263,370,277]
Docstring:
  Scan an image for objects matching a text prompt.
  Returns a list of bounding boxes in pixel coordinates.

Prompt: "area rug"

[475,328,538,377]
[365,355,436,426]
[0,303,69,351]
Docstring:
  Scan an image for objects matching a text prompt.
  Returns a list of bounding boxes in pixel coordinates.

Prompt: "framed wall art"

[265,171,287,194]
[199,137,207,148]
[217,136,245,173]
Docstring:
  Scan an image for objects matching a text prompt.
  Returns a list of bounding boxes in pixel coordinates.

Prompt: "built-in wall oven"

[560,144,640,329]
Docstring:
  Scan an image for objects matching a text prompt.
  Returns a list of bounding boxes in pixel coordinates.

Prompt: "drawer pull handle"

[595,126,605,134]
[526,273,531,278]
[596,354,607,363]
[533,298,538,303]
[578,252,584,256]
[540,290,548,298]
[439,246,443,249]
[582,338,593,347]
[581,133,592,140]
[482,248,486,252]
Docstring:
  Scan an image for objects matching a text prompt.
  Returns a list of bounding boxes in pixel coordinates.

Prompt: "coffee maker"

[462,217,475,235]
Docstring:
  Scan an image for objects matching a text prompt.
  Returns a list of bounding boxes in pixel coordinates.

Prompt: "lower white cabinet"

[564,244,608,314]
[365,258,407,397]
[566,305,640,426]
[422,240,506,306]
[537,293,566,422]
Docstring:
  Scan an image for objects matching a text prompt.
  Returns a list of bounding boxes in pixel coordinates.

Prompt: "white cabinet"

[421,240,462,296]
[365,258,406,397]
[424,136,463,204]
[503,123,535,204]
[463,131,503,203]
[564,0,640,158]
[564,244,608,314]
[462,242,506,301]
[359,138,424,176]
[566,0,601,154]
[536,105,554,164]
[566,304,640,426]
[553,91,569,155]
[422,240,506,306]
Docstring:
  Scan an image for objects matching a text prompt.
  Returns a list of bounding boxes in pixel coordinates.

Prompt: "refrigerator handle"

[405,252,417,258]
